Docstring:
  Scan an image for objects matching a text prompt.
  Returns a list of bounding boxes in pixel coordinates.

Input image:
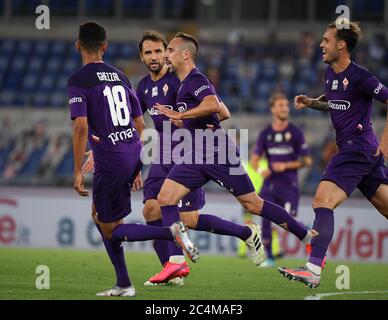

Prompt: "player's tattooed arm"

[295,94,329,112]
[72,117,89,197]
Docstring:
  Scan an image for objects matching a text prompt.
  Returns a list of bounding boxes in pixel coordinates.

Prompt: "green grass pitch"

[1,247,387,300]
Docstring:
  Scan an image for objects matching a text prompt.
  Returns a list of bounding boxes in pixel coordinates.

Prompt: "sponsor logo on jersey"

[332,80,338,90]
[194,85,210,97]
[152,86,158,97]
[374,83,384,95]
[267,146,294,155]
[69,97,82,104]
[328,100,351,111]
[177,102,187,112]
[147,105,173,116]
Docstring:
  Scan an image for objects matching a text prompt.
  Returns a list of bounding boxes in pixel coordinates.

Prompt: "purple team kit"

[255,123,310,216]
[68,62,143,223]
[165,68,255,196]
[323,62,388,198]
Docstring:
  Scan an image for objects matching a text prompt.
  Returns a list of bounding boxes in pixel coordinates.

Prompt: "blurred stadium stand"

[0,0,387,194]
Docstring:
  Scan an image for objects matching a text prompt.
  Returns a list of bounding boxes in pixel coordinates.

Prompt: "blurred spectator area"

[1,33,388,114]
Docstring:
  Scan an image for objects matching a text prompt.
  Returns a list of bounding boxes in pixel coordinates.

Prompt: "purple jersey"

[325,62,388,149]
[176,68,231,162]
[177,68,221,132]
[254,123,309,190]
[136,71,182,162]
[68,62,142,173]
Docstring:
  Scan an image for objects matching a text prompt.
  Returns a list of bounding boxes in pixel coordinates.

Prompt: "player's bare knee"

[245,199,262,215]
[180,212,199,229]
[143,202,161,222]
[312,195,336,210]
[157,191,175,206]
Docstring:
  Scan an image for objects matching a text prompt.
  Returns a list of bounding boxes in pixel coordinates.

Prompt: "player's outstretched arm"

[72,116,89,197]
[295,94,330,112]
[375,101,388,160]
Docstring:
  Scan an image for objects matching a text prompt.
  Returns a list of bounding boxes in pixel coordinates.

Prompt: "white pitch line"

[304,291,388,300]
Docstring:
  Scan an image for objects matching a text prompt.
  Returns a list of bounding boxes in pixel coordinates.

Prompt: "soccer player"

[250,93,312,267]
[279,19,388,288]
[137,30,265,285]
[69,22,198,297]
[154,32,316,267]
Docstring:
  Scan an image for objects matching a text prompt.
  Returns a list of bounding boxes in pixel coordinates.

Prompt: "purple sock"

[309,208,334,267]
[147,219,170,265]
[95,224,131,288]
[196,214,251,241]
[112,223,173,242]
[160,205,184,256]
[261,200,308,241]
[261,218,274,259]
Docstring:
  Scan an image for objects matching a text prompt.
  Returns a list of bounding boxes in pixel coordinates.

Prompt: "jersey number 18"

[103,85,130,127]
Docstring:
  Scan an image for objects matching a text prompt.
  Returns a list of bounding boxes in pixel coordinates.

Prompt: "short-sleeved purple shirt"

[68,62,142,173]
[325,62,388,149]
[255,123,310,190]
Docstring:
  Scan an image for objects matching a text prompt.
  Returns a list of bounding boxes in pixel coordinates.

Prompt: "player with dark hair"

[250,93,312,267]
[279,19,388,288]
[69,22,198,297]
[136,30,265,285]
[154,32,317,270]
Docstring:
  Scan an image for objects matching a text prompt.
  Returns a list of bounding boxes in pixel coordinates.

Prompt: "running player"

[69,22,198,297]
[279,19,388,288]
[250,93,312,267]
[137,30,265,285]
[155,32,316,270]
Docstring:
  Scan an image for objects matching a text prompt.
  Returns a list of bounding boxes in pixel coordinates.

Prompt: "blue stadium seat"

[1,39,16,55]
[22,72,39,92]
[56,75,68,92]
[19,142,48,176]
[51,41,67,57]
[37,74,56,92]
[49,92,67,107]
[28,57,44,73]
[0,91,15,106]
[46,57,62,73]
[34,41,50,56]
[55,150,74,176]
[31,93,50,107]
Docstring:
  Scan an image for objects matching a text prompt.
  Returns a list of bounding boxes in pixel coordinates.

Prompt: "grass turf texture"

[1,247,387,300]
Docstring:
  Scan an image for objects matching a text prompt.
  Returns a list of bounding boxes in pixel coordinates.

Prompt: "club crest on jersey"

[152,86,158,97]
[163,83,169,96]
[285,132,292,141]
[332,80,338,90]
[343,77,349,90]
